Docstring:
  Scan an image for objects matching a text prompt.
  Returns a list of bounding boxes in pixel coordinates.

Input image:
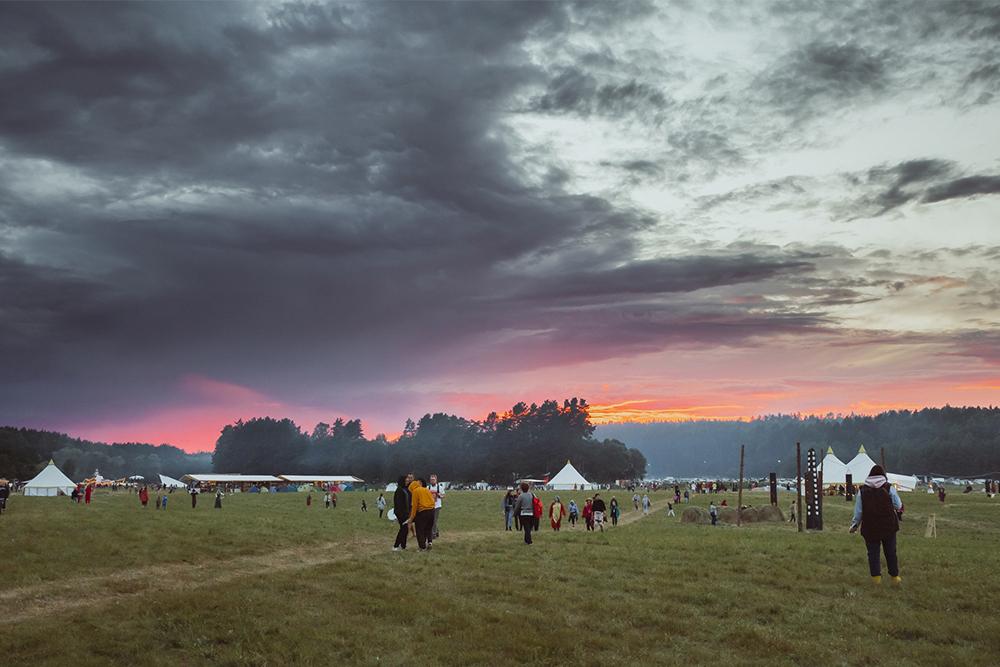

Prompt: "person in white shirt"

[428,474,445,541]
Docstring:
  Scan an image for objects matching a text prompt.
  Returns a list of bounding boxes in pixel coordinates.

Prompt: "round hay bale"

[756,505,785,522]
[680,507,711,524]
[719,508,739,524]
[739,507,759,523]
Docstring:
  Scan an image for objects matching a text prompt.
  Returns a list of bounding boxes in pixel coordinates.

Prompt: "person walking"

[709,501,717,525]
[190,485,198,508]
[0,479,10,514]
[592,494,607,532]
[139,486,149,508]
[610,496,620,526]
[215,490,223,509]
[324,492,331,509]
[667,500,675,517]
[789,502,796,523]
[850,465,903,583]
[642,494,650,516]
[161,495,168,510]
[428,474,445,540]
[512,482,537,545]
[582,498,594,531]
[409,478,436,551]
[377,493,386,518]
[85,484,92,504]
[549,496,566,531]
[503,489,516,531]
[361,499,368,512]
[684,489,689,503]
[392,475,411,551]
[567,499,579,527]
[633,493,640,510]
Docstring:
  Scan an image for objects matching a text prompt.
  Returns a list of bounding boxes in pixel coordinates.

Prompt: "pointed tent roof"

[820,447,849,484]
[846,447,878,480]
[547,460,596,490]
[24,460,76,496]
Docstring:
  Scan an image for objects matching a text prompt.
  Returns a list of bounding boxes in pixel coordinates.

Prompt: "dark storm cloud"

[530,66,671,121]
[923,175,1000,204]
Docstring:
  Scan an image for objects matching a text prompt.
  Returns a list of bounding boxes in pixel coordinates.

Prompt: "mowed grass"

[2,486,999,666]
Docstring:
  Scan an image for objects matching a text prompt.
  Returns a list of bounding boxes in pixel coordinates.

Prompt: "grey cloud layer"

[1,1,998,428]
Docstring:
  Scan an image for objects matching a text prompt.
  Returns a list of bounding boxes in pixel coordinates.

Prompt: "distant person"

[938,487,946,503]
[331,491,338,508]
[789,502,796,523]
[72,487,79,503]
[428,474,445,540]
[0,479,10,514]
[512,481,537,545]
[156,495,162,510]
[324,493,331,509]
[139,486,149,509]
[567,499,579,527]
[190,485,198,508]
[642,494,651,516]
[549,496,566,531]
[161,495,168,510]
[503,490,516,531]
[409,478,436,551]
[85,484,92,504]
[513,488,521,531]
[582,498,594,531]
[592,494,607,532]
[849,465,902,583]
[684,489,689,503]
[633,493,640,510]
[609,496,620,526]
[709,501,717,526]
[361,499,368,512]
[377,493,386,518]
[215,490,223,509]
[667,500,675,517]
[306,493,312,507]
[392,475,411,551]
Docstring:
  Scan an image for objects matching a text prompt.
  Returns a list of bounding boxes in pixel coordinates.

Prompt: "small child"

[161,495,168,510]
[156,496,162,510]
[667,501,675,517]
[361,499,368,512]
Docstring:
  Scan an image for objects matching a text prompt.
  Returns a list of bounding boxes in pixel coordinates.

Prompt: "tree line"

[595,406,1000,478]
[0,426,211,481]
[212,398,648,484]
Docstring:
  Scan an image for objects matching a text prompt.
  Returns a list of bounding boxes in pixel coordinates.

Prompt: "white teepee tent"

[23,460,76,496]
[847,446,917,491]
[821,447,849,484]
[547,460,597,490]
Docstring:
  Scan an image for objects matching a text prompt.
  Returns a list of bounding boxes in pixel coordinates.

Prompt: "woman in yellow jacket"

[409,479,437,551]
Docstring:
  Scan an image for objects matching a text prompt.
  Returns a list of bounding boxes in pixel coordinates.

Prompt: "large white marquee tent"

[547,461,597,490]
[821,446,917,491]
[23,460,76,496]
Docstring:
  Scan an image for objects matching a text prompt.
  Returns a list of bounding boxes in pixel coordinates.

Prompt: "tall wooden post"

[737,444,745,528]
[796,442,803,532]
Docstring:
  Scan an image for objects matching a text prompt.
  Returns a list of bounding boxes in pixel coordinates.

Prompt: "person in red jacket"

[139,486,149,508]
[582,498,594,531]
[85,484,92,504]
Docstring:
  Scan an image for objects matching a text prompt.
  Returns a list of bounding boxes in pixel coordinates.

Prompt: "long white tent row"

[179,474,364,487]
[821,446,918,491]
[277,475,363,484]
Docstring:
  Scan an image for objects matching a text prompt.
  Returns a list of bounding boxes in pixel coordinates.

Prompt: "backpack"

[532,494,543,518]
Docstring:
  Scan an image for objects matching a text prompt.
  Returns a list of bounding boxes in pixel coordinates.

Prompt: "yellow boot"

[872,575,882,584]
[891,576,901,583]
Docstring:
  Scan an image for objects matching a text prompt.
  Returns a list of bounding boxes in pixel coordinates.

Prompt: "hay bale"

[680,507,711,524]
[740,507,759,523]
[757,505,785,522]
[719,508,739,524]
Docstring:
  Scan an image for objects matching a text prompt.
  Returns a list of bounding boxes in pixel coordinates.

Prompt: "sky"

[2,1,1000,453]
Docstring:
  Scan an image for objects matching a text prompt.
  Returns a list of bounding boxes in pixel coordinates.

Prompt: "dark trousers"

[394,520,409,549]
[865,533,899,577]
[415,509,435,549]
[521,514,534,544]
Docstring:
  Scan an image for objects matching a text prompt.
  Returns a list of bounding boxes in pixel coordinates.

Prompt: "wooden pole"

[796,442,803,532]
[737,444,745,528]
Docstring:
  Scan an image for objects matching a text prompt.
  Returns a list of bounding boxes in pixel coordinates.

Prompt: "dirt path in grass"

[0,499,671,624]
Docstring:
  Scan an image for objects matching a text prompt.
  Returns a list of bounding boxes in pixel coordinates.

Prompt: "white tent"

[846,446,918,492]
[23,460,75,496]
[159,474,187,489]
[547,460,597,490]
[821,447,849,484]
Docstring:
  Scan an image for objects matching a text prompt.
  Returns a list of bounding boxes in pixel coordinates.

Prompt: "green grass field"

[1,485,998,666]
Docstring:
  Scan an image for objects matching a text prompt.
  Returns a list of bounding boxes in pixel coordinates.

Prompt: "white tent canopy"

[547,460,597,490]
[23,460,75,496]
[822,446,917,491]
[278,475,363,484]
[159,474,187,488]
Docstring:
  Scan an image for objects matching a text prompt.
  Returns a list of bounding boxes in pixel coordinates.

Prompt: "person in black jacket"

[849,465,903,583]
[392,475,412,551]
